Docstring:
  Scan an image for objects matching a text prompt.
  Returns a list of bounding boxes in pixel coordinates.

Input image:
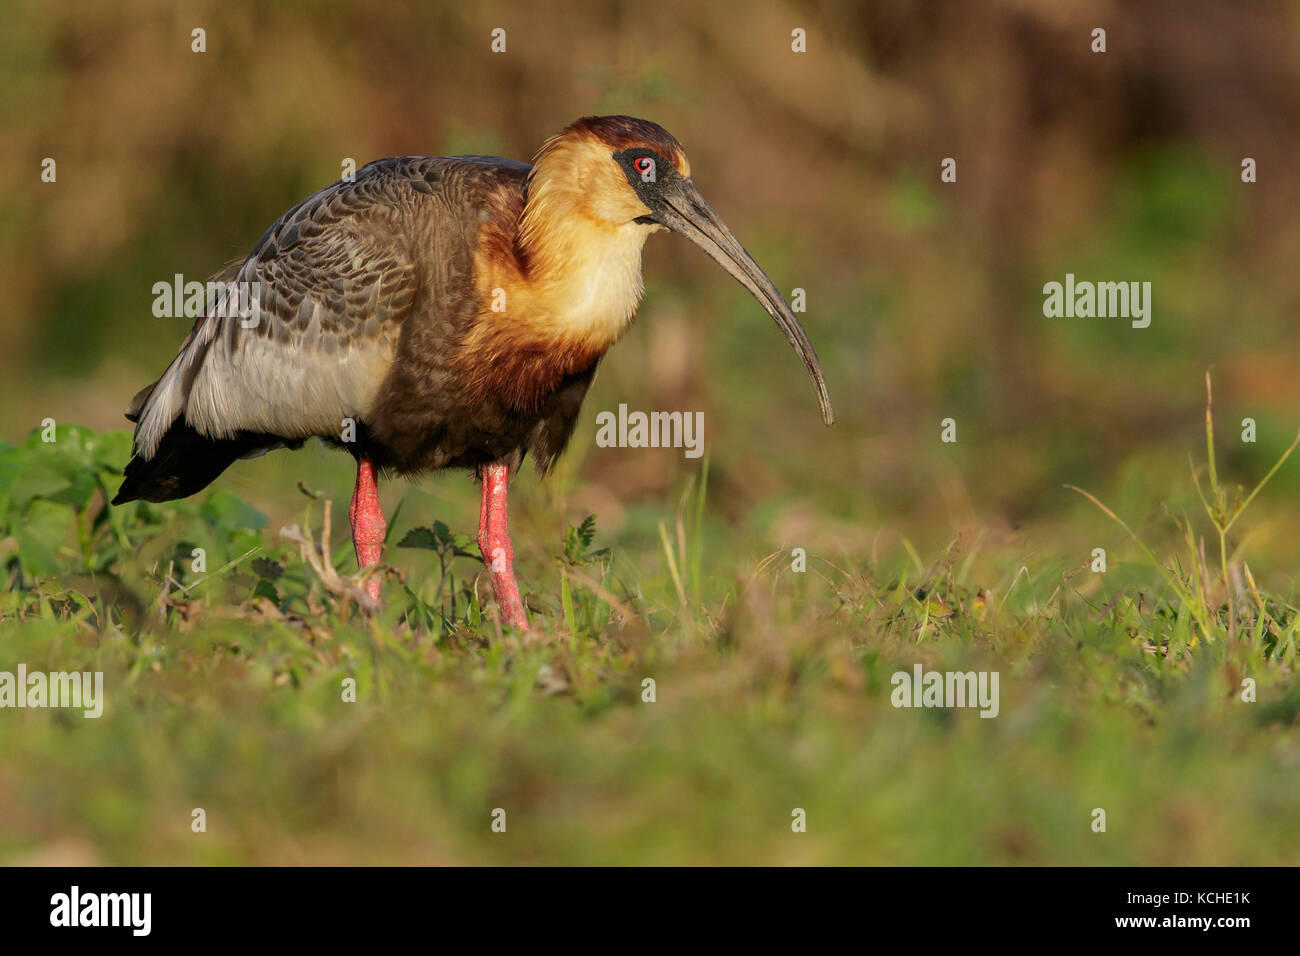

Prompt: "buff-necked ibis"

[113,116,834,630]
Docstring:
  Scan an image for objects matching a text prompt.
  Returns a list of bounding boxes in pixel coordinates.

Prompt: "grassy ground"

[2,387,1298,866]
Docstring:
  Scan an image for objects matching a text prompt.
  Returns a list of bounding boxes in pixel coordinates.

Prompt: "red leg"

[477,462,529,630]
[348,458,385,603]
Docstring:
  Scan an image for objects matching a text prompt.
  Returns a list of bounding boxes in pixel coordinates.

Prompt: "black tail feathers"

[112,419,288,505]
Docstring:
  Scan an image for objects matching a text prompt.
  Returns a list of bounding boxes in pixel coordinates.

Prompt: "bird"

[112,115,833,630]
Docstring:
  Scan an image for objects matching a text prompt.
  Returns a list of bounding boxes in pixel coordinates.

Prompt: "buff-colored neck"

[508,133,656,349]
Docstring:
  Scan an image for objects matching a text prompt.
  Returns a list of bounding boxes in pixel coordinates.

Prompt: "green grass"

[1,391,1299,865]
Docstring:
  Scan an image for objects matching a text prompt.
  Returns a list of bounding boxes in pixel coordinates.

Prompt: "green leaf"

[92,430,134,471]
[200,489,269,532]
[0,440,20,521]
[398,527,441,550]
[6,458,75,513]
[578,514,596,548]
[13,499,76,577]
[251,557,284,580]
[563,515,606,566]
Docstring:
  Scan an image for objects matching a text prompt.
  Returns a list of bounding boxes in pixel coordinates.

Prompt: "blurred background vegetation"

[3,0,1300,864]
[5,0,1300,579]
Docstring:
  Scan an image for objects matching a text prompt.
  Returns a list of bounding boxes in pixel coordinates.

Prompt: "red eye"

[634,156,654,175]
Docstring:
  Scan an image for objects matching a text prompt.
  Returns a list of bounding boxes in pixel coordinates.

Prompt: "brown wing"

[130,157,521,459]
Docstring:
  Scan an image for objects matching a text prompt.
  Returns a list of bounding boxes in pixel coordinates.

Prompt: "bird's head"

[525,115,834,426]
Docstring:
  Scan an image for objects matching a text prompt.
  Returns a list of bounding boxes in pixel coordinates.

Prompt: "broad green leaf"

[14,498,76,577]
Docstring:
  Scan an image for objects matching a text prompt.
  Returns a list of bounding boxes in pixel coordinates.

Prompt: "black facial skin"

[609,147,835,427]
[613,148,679,223]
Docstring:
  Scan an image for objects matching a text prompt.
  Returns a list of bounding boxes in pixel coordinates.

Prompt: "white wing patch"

[134,271,400,457]
[131,170,418,459]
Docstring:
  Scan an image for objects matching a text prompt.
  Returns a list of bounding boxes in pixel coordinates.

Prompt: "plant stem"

[1219,529,1233,642]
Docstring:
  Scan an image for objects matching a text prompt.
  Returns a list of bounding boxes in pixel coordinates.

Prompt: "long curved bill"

[655,180,834,425]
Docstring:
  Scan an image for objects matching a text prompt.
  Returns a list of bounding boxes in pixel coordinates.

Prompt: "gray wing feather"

[132,159,438,459]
